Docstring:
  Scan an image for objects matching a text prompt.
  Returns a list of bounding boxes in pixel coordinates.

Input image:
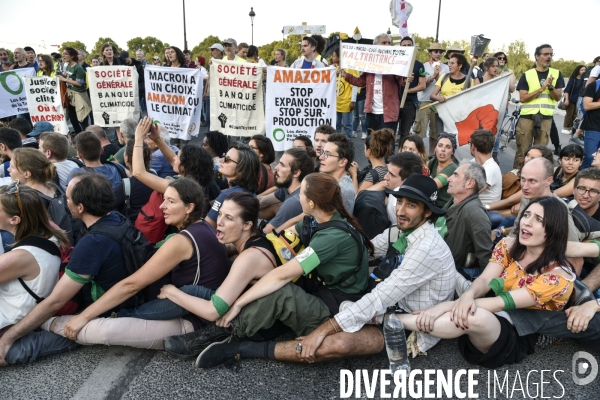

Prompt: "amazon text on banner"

[145,66,203,140]
[88,66,139,127]
[0,68,35,118]
[340,43,414,76]
[209,60,264,137]
[265,67,336,151]
[24,76,67,134]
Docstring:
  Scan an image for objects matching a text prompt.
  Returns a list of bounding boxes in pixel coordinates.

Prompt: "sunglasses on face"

[431,50,443,54]
[222,154,238,164]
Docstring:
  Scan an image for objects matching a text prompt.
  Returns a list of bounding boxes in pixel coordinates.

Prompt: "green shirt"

[113,146,126,164]
[428,158,457,208]
[65,63,87,93]
[294,212,368,294]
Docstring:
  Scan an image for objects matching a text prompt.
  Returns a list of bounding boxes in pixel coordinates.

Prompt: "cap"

[222,38,237,46]
[27,121,55,137]
[209,43,224,52]
[153,56,160,61]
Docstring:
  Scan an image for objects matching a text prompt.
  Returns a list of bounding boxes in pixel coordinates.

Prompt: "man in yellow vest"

[513,44,564,168]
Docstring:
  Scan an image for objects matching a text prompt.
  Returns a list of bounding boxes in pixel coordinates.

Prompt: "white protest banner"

[283,25,326,35]
[24,76,67,134]
[340,43,414,76]
[145,66,202,140]
[209,60,264,137]
[265,66,336,151]
[88,66,139,127]
[432,74,510,145]
[0,68,35,118]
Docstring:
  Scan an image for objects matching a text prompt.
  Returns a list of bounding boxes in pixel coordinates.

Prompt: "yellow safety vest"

[520,67,560,116]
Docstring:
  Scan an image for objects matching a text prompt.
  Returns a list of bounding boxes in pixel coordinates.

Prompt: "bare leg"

[397,309,501,354]
[274,325,384,363]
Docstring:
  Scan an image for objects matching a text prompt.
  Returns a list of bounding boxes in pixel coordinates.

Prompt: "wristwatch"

[485,204,490,211]
[547,85,555,90]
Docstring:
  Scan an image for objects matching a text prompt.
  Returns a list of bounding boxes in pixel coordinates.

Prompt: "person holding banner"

[341,33,404,133]
[274,49,288,68]
[166,47,187,69]
[100,44,124,66]
[58,47,91,134]
[430,53,469,135]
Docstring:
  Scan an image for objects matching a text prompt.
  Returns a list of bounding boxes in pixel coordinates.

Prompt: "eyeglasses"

[431,50,443,54]
[576,186,600,197]
[6,180,22,215]
[496,56,506,60]
[540,52,554,57]
[320,151,340,160]
[222,154,238,164]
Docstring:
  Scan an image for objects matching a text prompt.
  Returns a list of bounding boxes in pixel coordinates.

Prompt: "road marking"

[70,346,154,400]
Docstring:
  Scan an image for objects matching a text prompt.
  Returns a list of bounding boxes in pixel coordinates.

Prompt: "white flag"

[433,74,510,145]
[0,68,35,118]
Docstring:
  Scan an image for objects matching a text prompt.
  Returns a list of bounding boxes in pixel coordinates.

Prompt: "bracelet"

[591,239,600,261]
[329,318,339,333]
[134,144,143,147]
[494,227,504,238]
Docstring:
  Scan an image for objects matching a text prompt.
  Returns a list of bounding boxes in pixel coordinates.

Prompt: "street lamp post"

[183,0,188,50]
[249,7,256,45]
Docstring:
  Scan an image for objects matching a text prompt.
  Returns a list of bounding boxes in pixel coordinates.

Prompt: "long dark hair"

[168,177,205,229]
[509,196,573,275]
[250,135,275,164]
[223,191,260,236]
[168,46,186,67]
[179,144,214,187]
[39,54,54,76]
[228,142,260,194]
[0,185,70,249]
[303,173,374,255]
[569,65,586,80]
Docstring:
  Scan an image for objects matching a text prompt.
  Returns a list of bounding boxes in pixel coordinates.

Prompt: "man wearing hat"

[444,44,469,75]
[151,55,161,66]
[415,43,449,156]
[208,173,456,365]
[222,39,245,63]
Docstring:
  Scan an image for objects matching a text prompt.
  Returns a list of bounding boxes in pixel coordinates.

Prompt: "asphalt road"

[1,109,598,399]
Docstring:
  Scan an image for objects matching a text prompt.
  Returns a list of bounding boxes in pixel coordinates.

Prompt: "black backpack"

[367,226,401,291]
[353,172,391,239]
[37,183,84,245]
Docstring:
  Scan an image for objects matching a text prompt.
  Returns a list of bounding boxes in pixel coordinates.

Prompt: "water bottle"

[383,307,410,375]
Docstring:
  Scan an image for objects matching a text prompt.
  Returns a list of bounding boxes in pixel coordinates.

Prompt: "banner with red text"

[145,66,203,140]
[432,74,510,145]
[24,76,67,134]
[265,66,336,151]
[209,60,264,137]
[0,68,35,118]
[88,66,139,127]
[340,43,414,76]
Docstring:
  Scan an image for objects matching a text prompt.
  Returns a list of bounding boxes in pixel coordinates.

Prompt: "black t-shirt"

[516,69,565,92]
[113,177,154,222]
[101,143,121,163]
[581,82,600,132]
[406,60,425,101]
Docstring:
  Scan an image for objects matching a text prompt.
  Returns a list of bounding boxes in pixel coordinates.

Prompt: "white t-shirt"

[418,61,450,102]
[590,65,600,79]
[476,157,502,205]
[372,74,384,114]
[386,186,400,225]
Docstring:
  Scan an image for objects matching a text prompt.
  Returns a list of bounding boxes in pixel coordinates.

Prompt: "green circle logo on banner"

[0,72,24,95]
[272,128,285,142]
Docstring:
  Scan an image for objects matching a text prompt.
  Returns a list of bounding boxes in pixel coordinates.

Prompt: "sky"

[1,0,598,63]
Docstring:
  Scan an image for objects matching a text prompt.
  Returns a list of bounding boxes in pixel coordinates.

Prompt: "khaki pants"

[513,117,551,169]
[50,315,194,350]
[413,101,438,140]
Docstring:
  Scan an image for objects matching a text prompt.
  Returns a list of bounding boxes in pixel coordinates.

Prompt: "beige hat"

[427,42,445,52]
[445,44,465,59]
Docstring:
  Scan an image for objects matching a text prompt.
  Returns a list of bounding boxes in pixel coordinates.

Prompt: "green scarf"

[392,229,414,254]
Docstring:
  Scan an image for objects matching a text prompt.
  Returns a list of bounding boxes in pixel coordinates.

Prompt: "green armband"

[211,294,230,317]
[436,175,448,186]
[498,291,516,311]
[488,277,515,310]
[591,239,600,261]
[65,268,105,302]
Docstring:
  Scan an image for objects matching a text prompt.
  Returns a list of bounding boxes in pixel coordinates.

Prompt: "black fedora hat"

[385,173,446,216]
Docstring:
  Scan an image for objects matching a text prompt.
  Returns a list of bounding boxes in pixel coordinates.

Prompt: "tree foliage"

[189,35,222,65]
[257,35,306,65]
[89,37,122,61]
[60,41,87,53]
[126,37,168,61]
